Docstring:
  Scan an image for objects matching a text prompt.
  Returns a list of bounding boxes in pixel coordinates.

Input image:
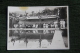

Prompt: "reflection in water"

[9,38,52,48]
[25,39,52,48]
[8,30,68,49]
[9,30,54,48]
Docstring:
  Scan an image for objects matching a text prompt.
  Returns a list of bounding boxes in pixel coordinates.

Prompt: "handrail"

[9,28,67,30]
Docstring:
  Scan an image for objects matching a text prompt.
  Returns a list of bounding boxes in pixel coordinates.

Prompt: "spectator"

[60,19,65,28]
[54,20,58,28]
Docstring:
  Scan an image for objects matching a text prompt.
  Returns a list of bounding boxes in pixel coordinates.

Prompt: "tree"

[52,8,58,15]
[42,8,51,15]
[59,7,67,19]
[32,11,34,16]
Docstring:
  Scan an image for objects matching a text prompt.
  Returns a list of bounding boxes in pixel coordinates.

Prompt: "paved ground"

[48,30,66,49]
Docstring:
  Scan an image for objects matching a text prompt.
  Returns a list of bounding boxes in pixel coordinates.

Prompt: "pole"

[57,8,60,28]
[38,11,41,48]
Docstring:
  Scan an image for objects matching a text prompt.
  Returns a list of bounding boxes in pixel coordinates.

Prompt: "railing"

[9,28,60,30]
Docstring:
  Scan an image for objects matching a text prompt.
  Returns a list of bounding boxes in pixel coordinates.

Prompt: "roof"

[19,15,58,20]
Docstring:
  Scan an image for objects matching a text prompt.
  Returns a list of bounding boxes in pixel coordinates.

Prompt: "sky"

[8,6,45,13]
[8,6,67,14]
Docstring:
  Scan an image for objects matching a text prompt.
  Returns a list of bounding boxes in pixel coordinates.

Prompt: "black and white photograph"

[7,6,69,50]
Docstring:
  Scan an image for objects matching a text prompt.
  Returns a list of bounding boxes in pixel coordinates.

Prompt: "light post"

[38,11,42,48]
[57,8,60,28]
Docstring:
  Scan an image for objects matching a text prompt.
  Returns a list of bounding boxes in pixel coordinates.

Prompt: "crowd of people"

[10,20,66,29]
